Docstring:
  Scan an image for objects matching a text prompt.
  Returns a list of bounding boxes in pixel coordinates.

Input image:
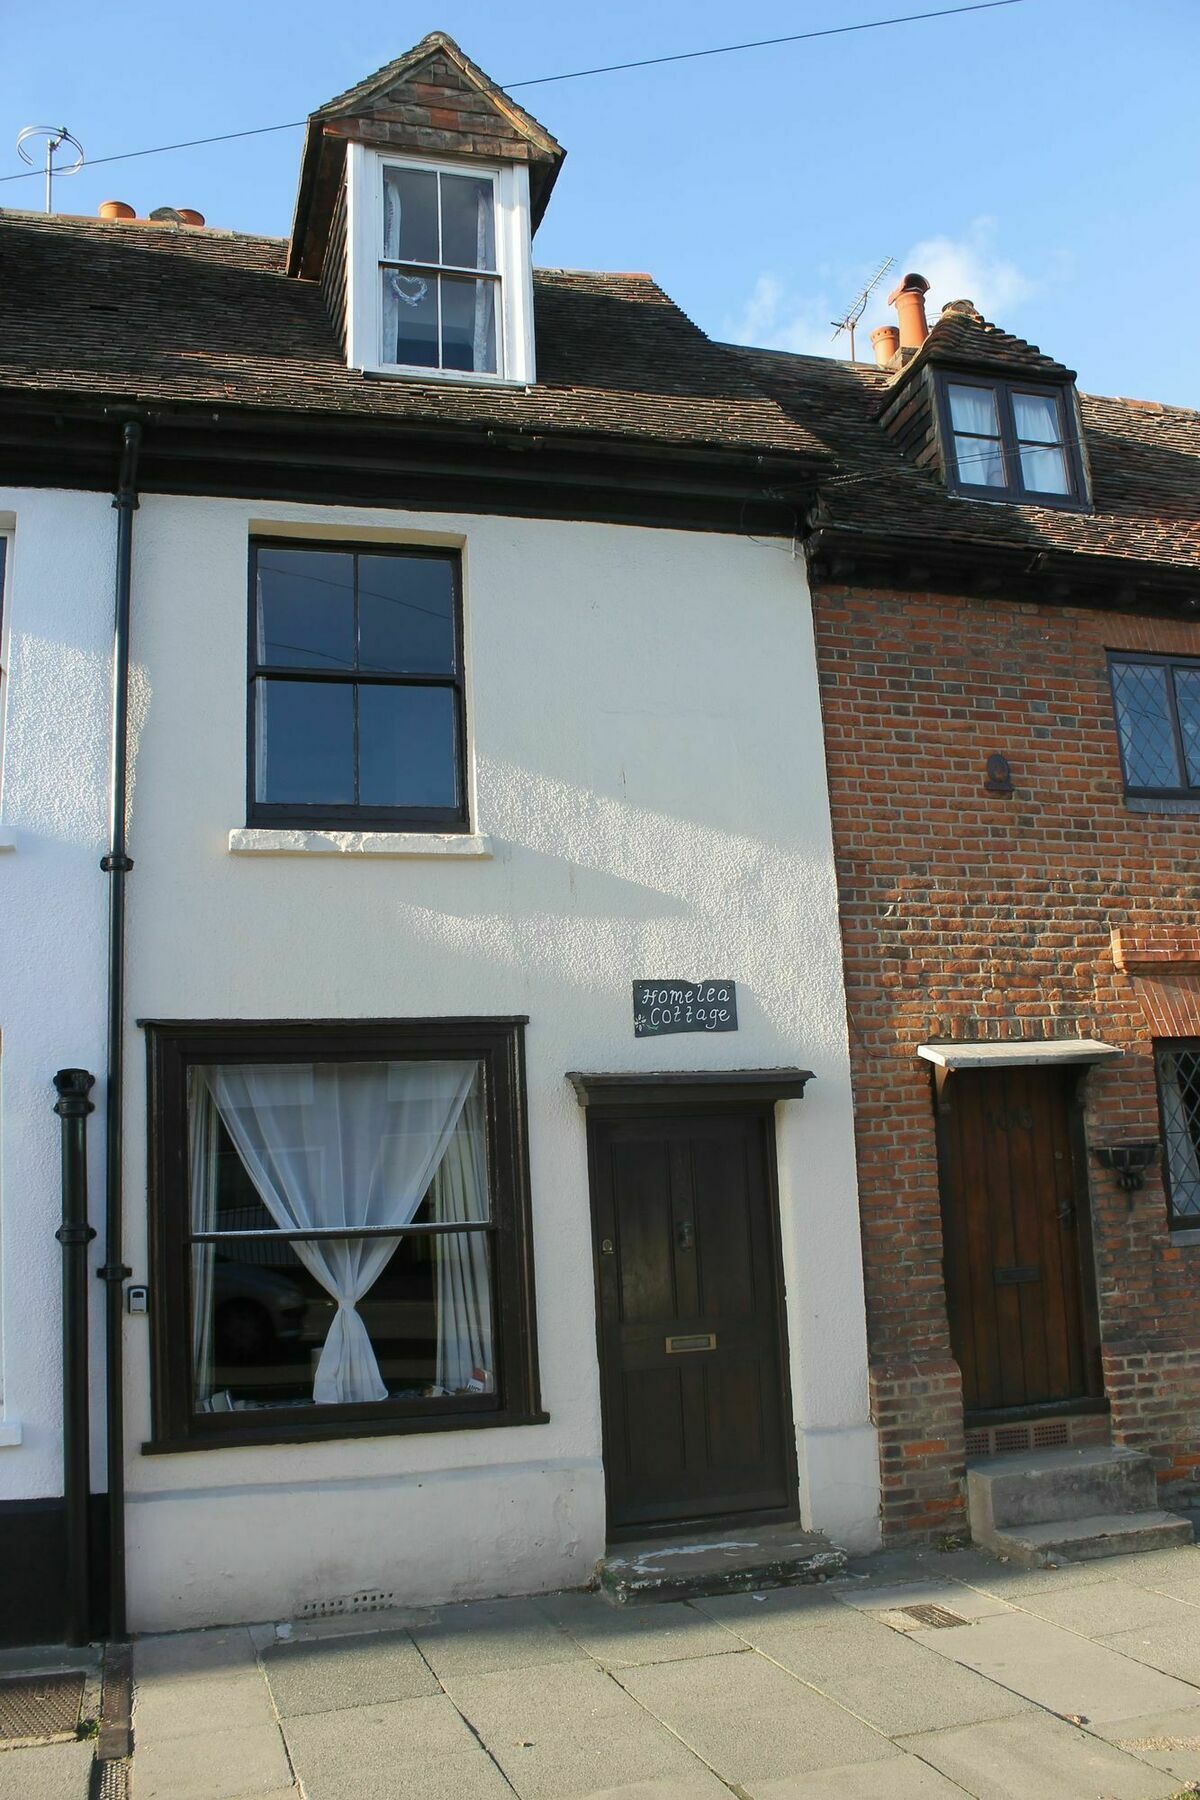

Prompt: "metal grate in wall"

[965,1414,1109,1459]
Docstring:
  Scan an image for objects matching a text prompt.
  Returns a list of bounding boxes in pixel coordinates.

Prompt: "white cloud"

[726,218,1041,360]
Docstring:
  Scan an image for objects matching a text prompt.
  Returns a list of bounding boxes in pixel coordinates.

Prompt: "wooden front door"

[937,1065,1102,1418]
[589,1109,795,1532]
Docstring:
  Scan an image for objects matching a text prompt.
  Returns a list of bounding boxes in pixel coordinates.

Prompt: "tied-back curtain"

[472,194,492,374]
[188,1071,221,1407]
[432,1083,492,1392]
[382,173,402,363]
[204,1061,476,1404]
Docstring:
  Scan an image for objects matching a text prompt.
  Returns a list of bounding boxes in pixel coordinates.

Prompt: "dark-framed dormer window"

[248,539,468,831]
[1109,653,1200,799]
[936,374,1086,506]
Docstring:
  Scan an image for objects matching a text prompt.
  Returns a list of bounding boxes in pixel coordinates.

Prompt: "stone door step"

[967,1445,1158,1535]
[598,1523,846,1605]
[988,1508,1193,1568]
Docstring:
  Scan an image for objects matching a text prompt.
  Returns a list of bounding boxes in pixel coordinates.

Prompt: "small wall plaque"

[633,980,738,1038]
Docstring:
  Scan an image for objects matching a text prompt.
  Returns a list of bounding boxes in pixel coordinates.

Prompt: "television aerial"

[16,125,86,214]
[831,256,895,363]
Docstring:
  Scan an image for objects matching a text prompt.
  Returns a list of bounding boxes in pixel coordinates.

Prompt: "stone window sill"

[0,827,16,852]
[0,1420,22,1447]
[1170,1228,1200,1248]
[1124,796,1200,816]
[228,828,493,859]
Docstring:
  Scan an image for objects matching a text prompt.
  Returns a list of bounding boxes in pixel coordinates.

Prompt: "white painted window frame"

[0,526,13,849]
[346,142,536,387]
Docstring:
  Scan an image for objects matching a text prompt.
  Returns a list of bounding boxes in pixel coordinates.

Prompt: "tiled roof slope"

[901,304,1076,382]
[734,344,1200,577]
[0,210,818,459]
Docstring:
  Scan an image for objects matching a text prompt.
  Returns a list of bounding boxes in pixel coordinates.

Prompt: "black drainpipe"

[53,1068,96,1648]
[100,418,142,1641]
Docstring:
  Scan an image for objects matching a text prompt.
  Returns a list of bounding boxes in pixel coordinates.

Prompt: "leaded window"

[1109,654,1200,799]
[1156,1044,1200,1227]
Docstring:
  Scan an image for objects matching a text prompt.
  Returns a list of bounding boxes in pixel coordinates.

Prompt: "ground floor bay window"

[145,1019,543,1450]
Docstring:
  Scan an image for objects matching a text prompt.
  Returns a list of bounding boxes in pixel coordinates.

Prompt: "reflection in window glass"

[358,555,455,675]
[257,549,355,669]
[1110,659,1184,792]
[188,1061,494,1412]
[256,680,354,804]
[359,685,459,809]
[379,163,500,374]
[1157,1046,1200,1225]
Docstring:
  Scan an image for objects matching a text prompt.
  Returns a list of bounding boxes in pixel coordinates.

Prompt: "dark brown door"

[938,1065,1102,1417]
[589,1109,795,1532]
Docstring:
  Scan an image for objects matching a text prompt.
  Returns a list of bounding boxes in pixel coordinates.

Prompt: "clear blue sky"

[4,0,1197,404]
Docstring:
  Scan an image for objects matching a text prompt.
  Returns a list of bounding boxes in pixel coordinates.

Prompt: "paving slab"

[1096,1544,1200,1588]
[134,1720,292,1800]
[615,1644,891,1786]
[449,1661,729,1799]
[0,1737,94,1800]
[408,1595,587,1679]
[950,1555,1123,1598]
[284,1694,511,1800]
[1011,1578,1196,1637]
[134,1668,277,1741]
[1102,1615,1200,1685]
[694,1582,871,1637]
[778,1632,1032,1737]
[535,1591,745,1666]
[905,1710,1177,1799]
[260,1629,438,1718]
[135,1628,258,1682]
[744,1754,967,1797]
[834,1577,1015,1623]
[1092,1704,1200,1787]
[906,1609,1200,1723]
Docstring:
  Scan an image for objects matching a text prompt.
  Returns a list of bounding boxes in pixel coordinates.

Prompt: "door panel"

[938,1066,1101,1416]
[591,1111,794,1531]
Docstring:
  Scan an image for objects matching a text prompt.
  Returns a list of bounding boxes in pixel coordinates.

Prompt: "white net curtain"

[189,1059,492,1407]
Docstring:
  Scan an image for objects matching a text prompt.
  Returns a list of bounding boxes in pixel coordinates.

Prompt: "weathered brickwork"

[813,582,1200,1540]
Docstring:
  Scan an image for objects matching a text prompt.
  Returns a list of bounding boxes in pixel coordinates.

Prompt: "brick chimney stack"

[887,272,931,350]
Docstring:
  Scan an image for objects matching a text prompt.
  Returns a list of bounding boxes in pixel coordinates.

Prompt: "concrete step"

[986,1508,1194,1568]
[967,1445,1157,1535]
[598,1523,846,1605]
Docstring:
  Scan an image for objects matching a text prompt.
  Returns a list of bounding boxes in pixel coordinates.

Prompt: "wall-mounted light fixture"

[1092,1139,1161,1192]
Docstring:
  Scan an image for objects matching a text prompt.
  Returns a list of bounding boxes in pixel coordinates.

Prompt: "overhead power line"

[0,0,1029,187]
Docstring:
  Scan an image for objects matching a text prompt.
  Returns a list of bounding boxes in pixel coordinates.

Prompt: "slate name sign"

[633,980,738,1037]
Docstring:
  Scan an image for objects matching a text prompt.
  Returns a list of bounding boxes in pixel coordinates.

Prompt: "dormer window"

[938,375,1084,505]
[346,144,536,385]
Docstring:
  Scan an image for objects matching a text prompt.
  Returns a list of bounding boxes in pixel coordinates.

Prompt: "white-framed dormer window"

[346,143,535,386]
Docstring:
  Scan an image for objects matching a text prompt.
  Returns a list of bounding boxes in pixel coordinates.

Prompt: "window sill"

[358,367,532,391]
[142,1407,550,1454]
[1124,796,1200,816]
[0,827,16,852]
[1170,1228,1200,1247]
[0,1420,23,1447]
[228,828,494,859]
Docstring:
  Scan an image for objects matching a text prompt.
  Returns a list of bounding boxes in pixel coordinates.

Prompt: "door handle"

[1057,1204,1075,1226]
[676,1220,695,1251]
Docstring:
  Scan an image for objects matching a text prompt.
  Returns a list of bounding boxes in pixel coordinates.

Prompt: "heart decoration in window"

[389,274,429,309]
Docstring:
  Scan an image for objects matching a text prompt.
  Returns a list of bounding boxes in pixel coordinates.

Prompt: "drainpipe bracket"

[97,1263,133,1283]
[56,1223,98,1247]
[100,853,134,873]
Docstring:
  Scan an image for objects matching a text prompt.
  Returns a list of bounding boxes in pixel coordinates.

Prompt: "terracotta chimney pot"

[887,271,931,349]
[176,208,206,227]
[870,324,900,368]
[98,200,136,221]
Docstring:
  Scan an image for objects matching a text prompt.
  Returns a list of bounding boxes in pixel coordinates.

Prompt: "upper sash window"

[347,145,535,385]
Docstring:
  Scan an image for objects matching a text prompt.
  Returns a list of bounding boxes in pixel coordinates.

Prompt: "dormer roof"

[288,30,565,278]
[899,301,1076,385]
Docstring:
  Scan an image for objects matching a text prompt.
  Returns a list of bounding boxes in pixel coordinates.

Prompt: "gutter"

[99,417,142,1640]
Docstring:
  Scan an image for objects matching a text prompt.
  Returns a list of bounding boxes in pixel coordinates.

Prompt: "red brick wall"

[812,582,1200,1539]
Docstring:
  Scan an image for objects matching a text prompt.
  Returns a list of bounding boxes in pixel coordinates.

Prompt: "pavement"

[10,1540,1200,1798]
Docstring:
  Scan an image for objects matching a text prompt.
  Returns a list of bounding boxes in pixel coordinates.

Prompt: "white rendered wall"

[0,487,881,1611]
[117,494,877,1629]
[0,489,114,1501]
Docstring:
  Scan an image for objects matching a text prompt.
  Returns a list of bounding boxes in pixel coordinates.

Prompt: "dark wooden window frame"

[1154,1037,1200,1232]
[246,537,469,831]
[143,1016,544,1453]
[1108,651,1200,801]
[933,371,1089,509]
